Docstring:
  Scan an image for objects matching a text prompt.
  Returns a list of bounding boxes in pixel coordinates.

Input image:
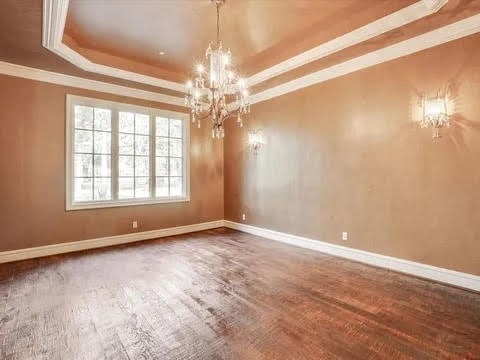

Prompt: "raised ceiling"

[64,0,416,78]
[1,0,479,108]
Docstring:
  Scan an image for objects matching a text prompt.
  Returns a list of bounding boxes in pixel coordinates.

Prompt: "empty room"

[1,0,479,358]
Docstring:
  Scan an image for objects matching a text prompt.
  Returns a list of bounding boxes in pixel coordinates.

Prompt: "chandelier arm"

[220,104,242,123]
[195,105,214,121]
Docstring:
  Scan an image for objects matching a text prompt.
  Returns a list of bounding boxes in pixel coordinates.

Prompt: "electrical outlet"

[342,232,348,241]
[132,221,138,229]
[242,213,246,221]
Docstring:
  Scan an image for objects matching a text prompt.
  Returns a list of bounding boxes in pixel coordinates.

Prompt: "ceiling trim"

[42,0,186,93]
[249,14,480,105]
[0,61,187,107]
[42,0,69,49]
[246,0,448,87]
[43,0,450,96]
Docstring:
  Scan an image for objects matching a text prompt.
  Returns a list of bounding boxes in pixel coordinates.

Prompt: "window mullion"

[151,113,156,199]
[112,109,119,200]
[133,116,136,197]
[91,127,95,201]
[167,119,171,196]
[183,118,187,198]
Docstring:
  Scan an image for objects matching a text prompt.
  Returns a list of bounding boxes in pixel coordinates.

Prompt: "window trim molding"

[65,94,190,211]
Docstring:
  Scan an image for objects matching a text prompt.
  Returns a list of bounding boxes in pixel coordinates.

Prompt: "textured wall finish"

[224,34,480,275]
[1,30,479,277]
[0,75,224,252]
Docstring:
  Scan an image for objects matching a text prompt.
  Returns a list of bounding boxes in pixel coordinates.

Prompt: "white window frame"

[66,94,190,211]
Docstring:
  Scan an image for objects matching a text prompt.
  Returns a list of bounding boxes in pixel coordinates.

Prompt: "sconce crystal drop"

[420,93,449,138]
[248,129,264,154]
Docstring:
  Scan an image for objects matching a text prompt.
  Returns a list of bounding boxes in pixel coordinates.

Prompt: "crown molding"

[249,14,480,105]
[42,0,68,49]
[246,0,448,87]
[42,0,186,93]
[421,0,449,12]
[42,1,451,98]
[0,61,186,107]
[38,1,478,109]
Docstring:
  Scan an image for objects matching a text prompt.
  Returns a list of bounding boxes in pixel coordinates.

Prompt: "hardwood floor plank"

[0,228,479,359]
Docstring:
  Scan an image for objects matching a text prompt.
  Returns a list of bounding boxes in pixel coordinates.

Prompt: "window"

[66,95,189,210]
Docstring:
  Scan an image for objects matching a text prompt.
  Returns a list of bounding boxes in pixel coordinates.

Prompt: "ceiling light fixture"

[185,0,250,139]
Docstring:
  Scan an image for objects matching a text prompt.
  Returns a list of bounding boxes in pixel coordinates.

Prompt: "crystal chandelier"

[420,93,449,138]
[185,0,250,139]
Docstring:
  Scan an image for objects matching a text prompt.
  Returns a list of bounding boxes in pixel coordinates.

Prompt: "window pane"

[94,108,111,131]
[156,117,169,136]
[119,177,134,199]
[119,134,134,155]
[119,155,134,177]
[169,177,182,196]
[155,137,168,156]
[70,100,187,208]
[75,129,93,153]
[119,112,134,133]
[135,135,149,155]
[156,177,169,197]
[94,131,111,154]
[135,156,149,177]
[169,119,182,138]
[74,105,93,130]
[74,154,92,177]
[156,157,168,176]
[169,158,182,177]
[135,114,150,135]
[74,178,93,201]
[94,178,111,201]
[94,155,111,177]
[169,138,182,157]
[135,177,150,198]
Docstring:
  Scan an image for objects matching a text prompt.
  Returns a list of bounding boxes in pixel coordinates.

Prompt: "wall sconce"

[420,92,449,138]
[248,129,265,154]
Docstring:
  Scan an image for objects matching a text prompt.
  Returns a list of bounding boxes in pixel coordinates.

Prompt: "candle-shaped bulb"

[223,53,230,65]
[210,72,217,83]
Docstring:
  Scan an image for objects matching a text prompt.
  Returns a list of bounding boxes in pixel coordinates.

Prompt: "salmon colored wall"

[0,75,224,252]
[224,34,480,275]
[1,35,479,276]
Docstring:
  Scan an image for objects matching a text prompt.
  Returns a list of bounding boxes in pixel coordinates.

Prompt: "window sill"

[66,196,190,211]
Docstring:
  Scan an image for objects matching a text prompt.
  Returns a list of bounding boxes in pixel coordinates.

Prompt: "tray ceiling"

[1,0,479,108]
[63,0,416,78]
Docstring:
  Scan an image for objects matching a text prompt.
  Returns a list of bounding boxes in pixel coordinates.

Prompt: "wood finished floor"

[0,228,479,360]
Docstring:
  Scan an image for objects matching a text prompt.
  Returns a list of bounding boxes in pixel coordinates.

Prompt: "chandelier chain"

[216,3,220,46]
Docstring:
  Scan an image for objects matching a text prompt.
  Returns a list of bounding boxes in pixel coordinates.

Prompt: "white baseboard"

[2,219,478,292]
[0,220,224,264]
[224,221,480,292]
